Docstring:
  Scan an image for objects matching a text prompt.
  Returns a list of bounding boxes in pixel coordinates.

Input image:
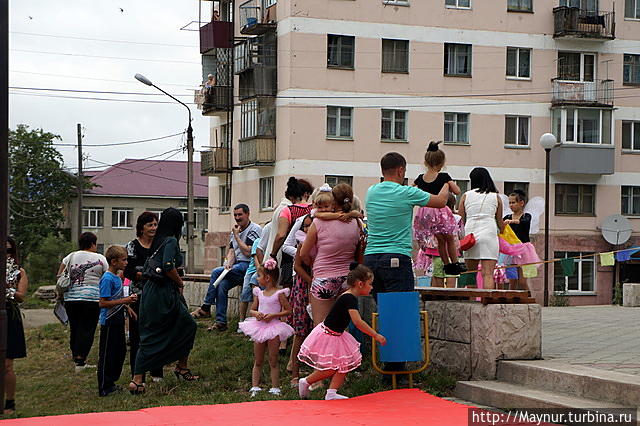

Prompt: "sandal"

[129,380,145,395]
[207,322,227,332]
[191,308,211,319]
[174,366,199,381]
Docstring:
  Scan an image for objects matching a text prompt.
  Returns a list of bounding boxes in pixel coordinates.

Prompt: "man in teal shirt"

[365,152,449,298]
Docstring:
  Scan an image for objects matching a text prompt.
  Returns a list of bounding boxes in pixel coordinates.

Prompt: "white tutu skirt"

[238,317,294,343]
[298,323,362,373]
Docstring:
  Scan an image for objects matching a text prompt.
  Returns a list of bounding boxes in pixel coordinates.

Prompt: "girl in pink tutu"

[413,141,465,276]
[238,259,294,397]
[298,264,386,400]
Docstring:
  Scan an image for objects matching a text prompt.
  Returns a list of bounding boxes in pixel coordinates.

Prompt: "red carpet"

[0,390,526,425]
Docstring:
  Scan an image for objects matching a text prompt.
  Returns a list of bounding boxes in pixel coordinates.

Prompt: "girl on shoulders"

[413,141,465,276]
[238,259,294,397]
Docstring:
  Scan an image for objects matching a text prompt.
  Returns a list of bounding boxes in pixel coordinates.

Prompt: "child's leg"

[328,372,347,391]
[267,338,280,388]
[252,342,267,388]
[290,335,303,381]
[305,368,336,385]
[97,323,126,396]
[435,234,451,265]
[480,260,497,289]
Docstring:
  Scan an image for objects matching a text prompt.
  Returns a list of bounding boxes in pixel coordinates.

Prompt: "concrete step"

[497,360,640,407]
[455,380,632,412]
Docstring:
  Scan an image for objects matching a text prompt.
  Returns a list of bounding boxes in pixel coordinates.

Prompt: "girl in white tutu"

[298,264,386,400]
[238,259,294,397]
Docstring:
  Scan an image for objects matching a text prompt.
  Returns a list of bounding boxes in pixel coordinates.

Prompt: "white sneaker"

[298,378,310,399]
[325,389,349,400]
[268,387,281,395]
[151,376,163,383]
[74,364,96,373]
[249,386,262,397]
[236,327,243,334]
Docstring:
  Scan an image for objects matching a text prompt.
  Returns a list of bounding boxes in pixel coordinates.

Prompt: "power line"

[9,91,192,104]
[10,31,197,48]
[52,131,185,147]
[9,70,195,88]
[69,147,185,171]
[10,49,200,64]
[10,86,192,98]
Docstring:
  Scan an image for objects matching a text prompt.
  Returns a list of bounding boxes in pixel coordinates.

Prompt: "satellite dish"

[600,214,633,245]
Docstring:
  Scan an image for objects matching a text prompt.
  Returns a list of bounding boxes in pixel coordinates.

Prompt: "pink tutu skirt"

[238,318,294,343]
[298,323,362,373]
[414,206,458,240]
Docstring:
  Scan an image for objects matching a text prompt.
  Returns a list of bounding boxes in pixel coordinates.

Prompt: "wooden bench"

[183,273,210,283]
[416,287,535,305]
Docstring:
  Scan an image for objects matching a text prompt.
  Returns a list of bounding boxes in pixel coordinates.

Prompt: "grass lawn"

[11,320,456,419]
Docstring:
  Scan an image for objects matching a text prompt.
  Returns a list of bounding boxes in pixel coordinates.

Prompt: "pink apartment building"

[196,0,640,305]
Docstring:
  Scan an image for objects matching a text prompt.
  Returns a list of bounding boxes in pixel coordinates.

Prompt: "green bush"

[25,233,74,290]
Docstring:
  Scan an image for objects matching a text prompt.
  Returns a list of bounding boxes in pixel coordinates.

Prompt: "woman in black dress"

[124,211,164,382]
[4,237,28,415]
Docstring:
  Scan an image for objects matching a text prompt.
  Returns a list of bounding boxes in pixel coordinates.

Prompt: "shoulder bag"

[56,252,75,293]
[142,239,169,282]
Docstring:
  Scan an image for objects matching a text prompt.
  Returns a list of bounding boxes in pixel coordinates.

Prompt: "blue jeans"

[204,261,249,324]
[364,253,414,302]
[240,271,258,303]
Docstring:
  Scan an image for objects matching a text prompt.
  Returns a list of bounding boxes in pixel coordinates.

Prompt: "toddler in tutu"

[238,259,294,397]
[298,264,386,400]
[413,141,466,276]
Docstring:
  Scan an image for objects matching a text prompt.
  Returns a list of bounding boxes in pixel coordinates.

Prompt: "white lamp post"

[539,133,557,307]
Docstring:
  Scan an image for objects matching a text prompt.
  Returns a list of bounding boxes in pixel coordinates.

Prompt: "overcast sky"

[9,0,210,172]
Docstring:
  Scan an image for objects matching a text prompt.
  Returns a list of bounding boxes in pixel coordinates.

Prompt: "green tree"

[9,125,79,258]
[25,234,75,288]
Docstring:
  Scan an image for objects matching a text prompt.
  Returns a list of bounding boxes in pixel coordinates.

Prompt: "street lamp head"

[134,73,153,86]
[539,133,557,150]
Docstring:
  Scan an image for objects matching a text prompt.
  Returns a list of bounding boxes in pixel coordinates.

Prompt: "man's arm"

[232,226,252,257]
[224,247,236,269]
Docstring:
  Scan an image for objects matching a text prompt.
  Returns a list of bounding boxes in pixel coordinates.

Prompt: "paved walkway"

[22,308,57,329]
[543,306,640,376]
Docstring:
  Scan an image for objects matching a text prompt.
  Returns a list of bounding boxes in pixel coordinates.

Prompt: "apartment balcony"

[239,138,275,167]
[239,0,276,35]
[234,35,276,74]
[199,20,233,53]
[549,144,614,175]
[553,7,615,40]
[551,79,613,107]
[200,147,230,175]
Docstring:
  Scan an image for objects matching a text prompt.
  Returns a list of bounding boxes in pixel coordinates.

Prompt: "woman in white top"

[57,232,107,371]
[458,168,505,289]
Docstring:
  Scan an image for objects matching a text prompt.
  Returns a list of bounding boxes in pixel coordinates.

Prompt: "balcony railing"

[553,7,615,40]
[199,20,233,53]
[239,0,276,35]
[239,138,275,167]
[200,148,230,175]
[551,79,613,106]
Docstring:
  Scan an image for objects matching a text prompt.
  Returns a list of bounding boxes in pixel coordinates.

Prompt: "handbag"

[56,252,75,293]
[142,240,169,282]
[460,233,476,251]
[355,219,367,264]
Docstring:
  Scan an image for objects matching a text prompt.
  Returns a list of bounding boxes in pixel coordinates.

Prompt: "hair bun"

[427,140,442,152]
[287,177,298,185]
[349,262,360,271]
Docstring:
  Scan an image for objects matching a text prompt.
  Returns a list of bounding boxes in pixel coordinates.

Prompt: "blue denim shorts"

[240,271,258,303]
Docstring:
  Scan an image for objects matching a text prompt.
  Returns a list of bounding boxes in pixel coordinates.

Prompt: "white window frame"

[381,109,408,142]
[504,115,530,147]
[623,54,640,85]
[622,121,640,151]
[240,98,258,140]
[554,251,596,294]
[626,0,640,18]
[325,175,354,187]
[507,0,533,12]
[219,185,231,214]
[327,34,355,69]
[622,186,640,216]
[557,52,596,82]
[259,177,274,211]
[326,106,353,139]
[445,0,470,8]
[383,0,409,5]
[111,208,133,229]
[552,108,612,145]
[444,112,470,144]
[82,208,104,228]
[382,39,409,73]
[444,43,472,76]
[263,0,277,8]
[506,47,531,79]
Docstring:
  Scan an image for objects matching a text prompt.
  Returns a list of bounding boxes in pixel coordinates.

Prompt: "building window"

[96,244,105,255]
[82,208,104,228]
[506,47,531,79]
[444,43,472,76]
[507,0,533,12]
[382,39,409,73]
[560,0,598,13]
[381,109,407,141]
[504,182,529,196]
[505,116,530,146]
[622,186,640,216]
[555,184,595,215]
[551,108,612,144]
[380,177,409,185]
[111,208,133,229]
[259,177,274,211]
[557,52,595,82]
[196,208,209,231]
[445,0,470,9]
[327,35,355,69]
[325,175,354,187]
[625,0,640,18]
[622,121,640,151]
[327,106,353,139]
[383,0,409,5]
[554,251,595,293]
[264,0,277,7]
[444,112,469,144]
[219,185,231,214]
[455,179,469,208]
[623,54,640,85]
[240,97,275,140]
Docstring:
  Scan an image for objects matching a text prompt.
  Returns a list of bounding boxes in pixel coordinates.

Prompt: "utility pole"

[187,123,195,274]
[77,124,83,241]
[0,0,9,407]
